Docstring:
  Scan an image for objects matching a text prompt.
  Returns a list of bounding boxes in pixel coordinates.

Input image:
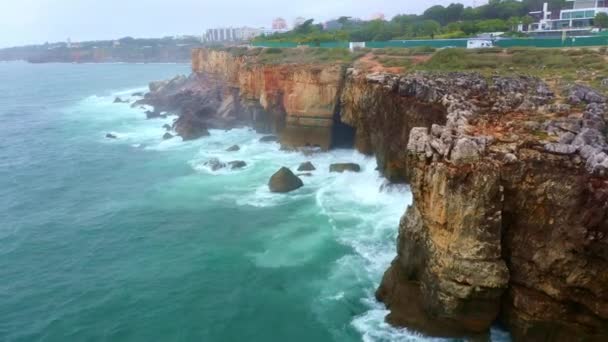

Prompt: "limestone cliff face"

[363,72,608,340]
[191,48,344,149]
[148,49,608,340]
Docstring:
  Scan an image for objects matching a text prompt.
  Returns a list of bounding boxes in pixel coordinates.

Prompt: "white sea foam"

[82,90,510,341]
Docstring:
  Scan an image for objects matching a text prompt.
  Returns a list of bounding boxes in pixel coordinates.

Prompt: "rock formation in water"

[269,167,303,193]
[297,161,316,172]
[329,163,361,173]
[139,49,348,149]
[140,48,607,340]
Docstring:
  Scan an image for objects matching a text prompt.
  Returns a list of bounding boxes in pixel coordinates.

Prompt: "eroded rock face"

[268,167,303,193]
[377,160,508,336]
[173,113,210,141]
[374,72,608,340]
[192,48,344,150]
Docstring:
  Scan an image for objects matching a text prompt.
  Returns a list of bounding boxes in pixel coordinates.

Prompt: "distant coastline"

[0,36,204,64]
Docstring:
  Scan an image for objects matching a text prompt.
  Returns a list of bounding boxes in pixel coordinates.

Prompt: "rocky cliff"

[142,48,608,340]
[355,72,608,341]
[190,48,345,149]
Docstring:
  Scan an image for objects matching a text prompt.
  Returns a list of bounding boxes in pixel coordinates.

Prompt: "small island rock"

[268,167,303,193]
[204,158,226,171]
[228,161,247,169]
[297,161,316,171]
[330,163,361,173]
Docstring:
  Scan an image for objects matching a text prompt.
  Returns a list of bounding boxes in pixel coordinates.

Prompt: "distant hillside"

[0,36,204,63]
[256,0,569,43]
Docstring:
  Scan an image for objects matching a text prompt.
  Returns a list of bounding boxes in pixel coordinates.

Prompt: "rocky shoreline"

[129,48,607,341]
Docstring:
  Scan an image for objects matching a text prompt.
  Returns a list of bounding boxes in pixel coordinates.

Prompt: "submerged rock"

[173,114,210,141]
[131,92,144,97]
[145,110,161,119]
[260,135,279,143]
[113,96,128,104]
[297,161,316,171]
[329,163,361,173]
[204,158,226,171]
[162,124,172,131]
[105,133,118,139]
[226,145,240,152]
[268,167,303,193]
[228,161,247,169]
[162,132,174,140]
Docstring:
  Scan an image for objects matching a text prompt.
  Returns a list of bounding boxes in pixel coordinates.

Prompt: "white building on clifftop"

[529,1,608,34]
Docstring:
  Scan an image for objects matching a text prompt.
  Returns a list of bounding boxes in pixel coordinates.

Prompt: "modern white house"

[528,1,608,34]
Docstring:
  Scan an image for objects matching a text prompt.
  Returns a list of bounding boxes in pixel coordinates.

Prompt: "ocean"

[0,62,509,342]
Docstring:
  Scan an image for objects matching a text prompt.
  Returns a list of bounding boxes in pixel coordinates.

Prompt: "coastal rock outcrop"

[139,48,608,340]
[204,158,226,171]
[228,161,247,169]
[268,167,303,193]
[297,161,316,171]
[173,113,210,141]
[259,135,279,143]
[370,72,608,341]
[226,145,240,152]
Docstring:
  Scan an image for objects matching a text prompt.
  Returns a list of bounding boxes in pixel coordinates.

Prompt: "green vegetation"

[595,13,608,29]
[413,47,608,87]
[0,36,202,63]
[255,1,575,44]
[215,47,362,65]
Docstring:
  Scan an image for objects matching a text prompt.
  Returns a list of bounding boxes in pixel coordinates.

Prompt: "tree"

[412,20,441,37]
[508,16,521,32]
[294,19,315,34]
[595,13,608,29]
[445,3,465,23]
[476,19,509,33]
[423,5,448,25]
[337,16,351,26]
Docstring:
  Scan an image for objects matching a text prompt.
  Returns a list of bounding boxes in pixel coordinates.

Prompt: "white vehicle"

[467,39,495,49]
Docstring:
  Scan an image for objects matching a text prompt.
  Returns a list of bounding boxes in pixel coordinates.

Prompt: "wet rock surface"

[360,71,608,340]
[297,161,316,171]
[204,158,226,171]
[329,163,361,173]
[113,96,129,104]
[268,167,303,193]
[226,145,240,152]
[259,135,279,143]
[228,161,246,169]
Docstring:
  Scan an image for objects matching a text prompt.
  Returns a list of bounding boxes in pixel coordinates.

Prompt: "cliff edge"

[140,47,608,340]
[353,71,608,341]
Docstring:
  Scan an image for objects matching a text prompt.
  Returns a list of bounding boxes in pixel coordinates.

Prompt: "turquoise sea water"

[0,62,509,342]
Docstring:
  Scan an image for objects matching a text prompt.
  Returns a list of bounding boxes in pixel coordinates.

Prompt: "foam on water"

[73,88,510,342]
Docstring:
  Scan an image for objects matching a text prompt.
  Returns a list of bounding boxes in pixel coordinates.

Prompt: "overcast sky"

[0,0,483,48]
